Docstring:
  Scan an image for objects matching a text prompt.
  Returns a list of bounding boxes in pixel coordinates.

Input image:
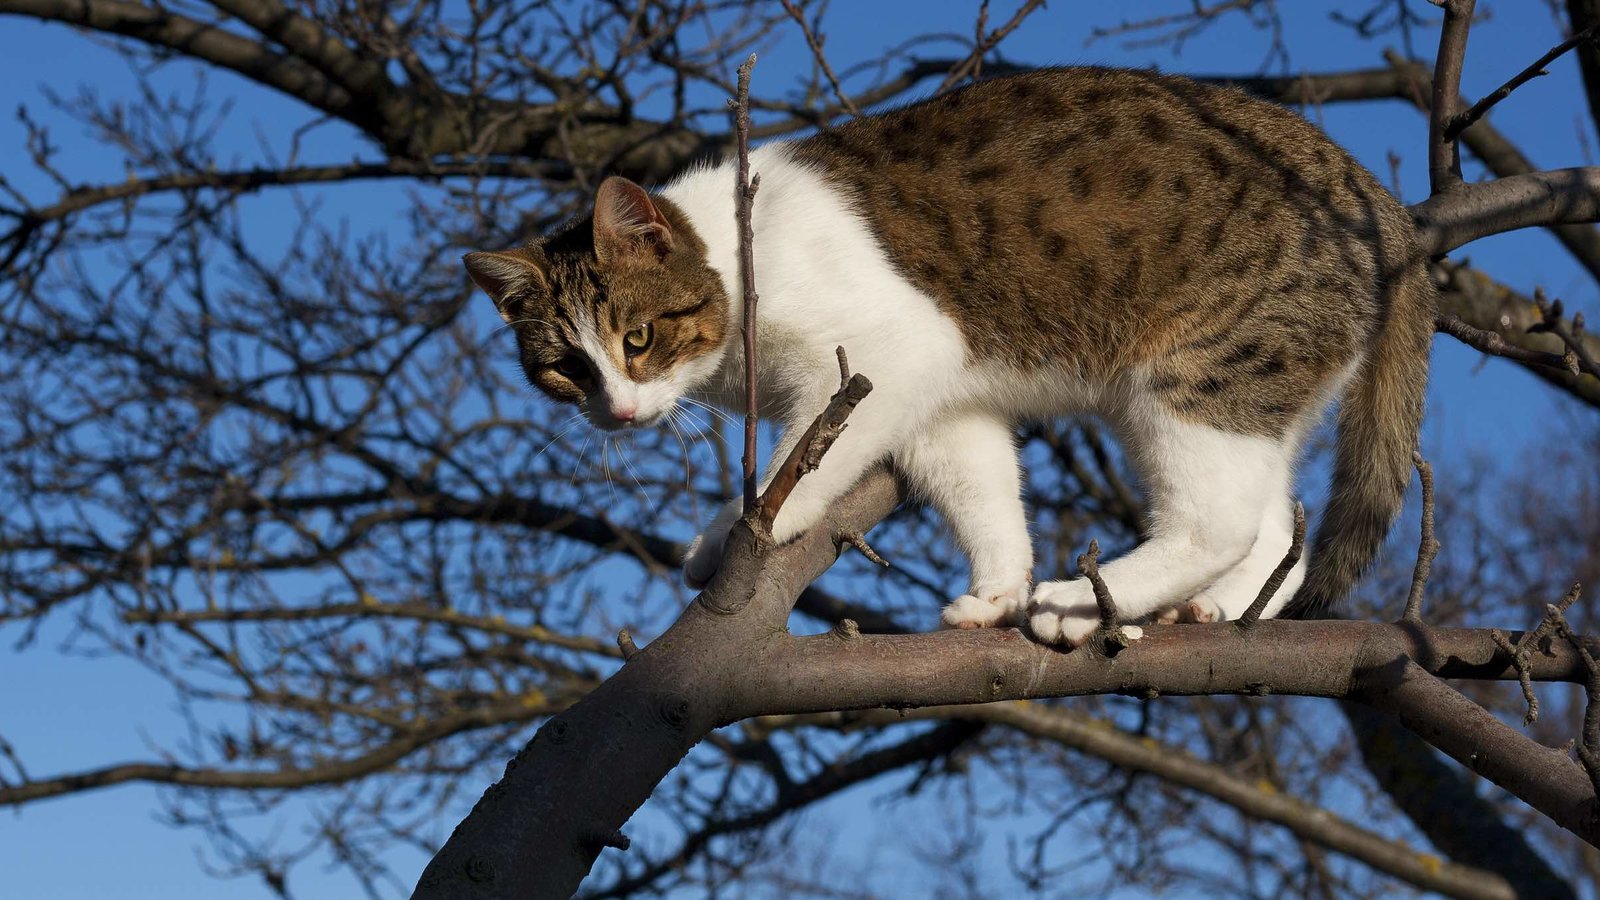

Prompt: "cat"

[463,67,1434,646]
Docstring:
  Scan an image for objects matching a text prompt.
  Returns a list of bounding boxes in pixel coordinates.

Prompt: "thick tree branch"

[0,0,357,120]
[414,452,1600,900]
[1343,701,1578,900]
[207,0,388,97]
[1358,655,1600,851]
[1412,167,1600,255]
[586,721,982,899]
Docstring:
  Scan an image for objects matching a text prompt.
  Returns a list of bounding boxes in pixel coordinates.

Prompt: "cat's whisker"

[615,436,655,511]
[600,437,621,506]
[528,414,586,468]
[679,396,740,428]
[569,430,595,492]
[497,317,558,333]
[670,404,721,464]
[664,408,697,505]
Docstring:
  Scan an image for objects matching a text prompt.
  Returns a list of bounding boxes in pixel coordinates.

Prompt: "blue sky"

[1,2,1596,897]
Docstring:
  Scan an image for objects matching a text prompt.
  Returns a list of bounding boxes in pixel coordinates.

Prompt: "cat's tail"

[1284,255,1435,618]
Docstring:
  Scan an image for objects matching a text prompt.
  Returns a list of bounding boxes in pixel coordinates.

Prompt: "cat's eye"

[554,354,588,380]
[623,322,653,355]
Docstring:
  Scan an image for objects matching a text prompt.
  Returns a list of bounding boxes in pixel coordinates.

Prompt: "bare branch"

[935,0,1047,93]
[807,702,1520,900]
[731,54,761,513]
[1402,453,1439,623]
[1435,261,1600,409]
[1236,502,1307,629]
[756,354,872,530]
[778,0,859,117]
[1412,166,1600,255]
[1428,0,1477,192]
[1,695,561,806]
[1446,19,1600,139]
[0,0,356,119]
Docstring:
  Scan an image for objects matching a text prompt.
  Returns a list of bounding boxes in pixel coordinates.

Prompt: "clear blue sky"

[1,2,1594,897]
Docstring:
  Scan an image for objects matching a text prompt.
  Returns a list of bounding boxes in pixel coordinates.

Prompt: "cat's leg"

[1028,410,1282,646]
[683,496,744,588]
[1184,473,1307,623]
[895,415,1033,628]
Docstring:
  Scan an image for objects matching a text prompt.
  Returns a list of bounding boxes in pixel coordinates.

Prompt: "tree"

[3,1,1600,897]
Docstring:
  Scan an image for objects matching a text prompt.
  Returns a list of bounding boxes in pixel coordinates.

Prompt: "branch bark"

[1343,701,1578,899]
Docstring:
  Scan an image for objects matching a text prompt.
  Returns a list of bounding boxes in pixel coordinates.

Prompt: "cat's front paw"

[940,581,1029,630]
[682,529,726,589]
[1027,580,1142,647]
[683,501,741,589]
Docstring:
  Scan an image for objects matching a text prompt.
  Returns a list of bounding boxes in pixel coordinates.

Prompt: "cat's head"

[465,176,729,431]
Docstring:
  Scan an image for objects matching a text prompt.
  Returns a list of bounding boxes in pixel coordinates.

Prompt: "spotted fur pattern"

[465,67,1434,644]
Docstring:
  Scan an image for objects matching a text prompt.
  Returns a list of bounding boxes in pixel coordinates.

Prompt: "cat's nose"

[610,404,637,422]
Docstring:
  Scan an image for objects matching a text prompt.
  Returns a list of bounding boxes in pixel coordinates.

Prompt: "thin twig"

[935,0,1045,93]
[1078,540,1132,653]
[1402,453,1439,623]
[1550,613,1600,798]
[1236,503,1307,629]
[1446,20,1600,140]
[1529,288,1600,379]
[1492,583,1584,725]
[835,529,888,567]
[730,54,761,513]
[757,347,872,530]
[617,628,639,660]
[1436,313,1581,373]
[1079,540,1116,627]
[778,0,859,117]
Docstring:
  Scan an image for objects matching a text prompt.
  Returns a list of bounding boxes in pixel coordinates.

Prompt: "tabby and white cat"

[465,67,1433,645]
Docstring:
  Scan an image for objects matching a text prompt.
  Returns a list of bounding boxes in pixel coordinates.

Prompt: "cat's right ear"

[463,249,547,324]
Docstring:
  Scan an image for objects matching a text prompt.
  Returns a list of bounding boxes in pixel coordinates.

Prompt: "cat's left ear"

[593,176,674,264]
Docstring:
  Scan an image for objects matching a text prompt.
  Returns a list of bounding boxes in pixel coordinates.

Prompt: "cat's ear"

[593,176,673,263]
[463,248,547,324]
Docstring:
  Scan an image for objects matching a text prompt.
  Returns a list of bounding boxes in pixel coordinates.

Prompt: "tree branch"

[1428,0,1477,192]
[1343,699,1578,899]
[587,721,982,898]
[0,694,560,806]
[1412,166,1600,255]
[1433,260,1600,409]
[207,0,388,97]
[0,0,357,120]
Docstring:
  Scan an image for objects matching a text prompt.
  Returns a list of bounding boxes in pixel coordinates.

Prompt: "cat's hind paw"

[940,582,1028,630]
[1026,580,1100,646]
[1151,597,1223,625]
